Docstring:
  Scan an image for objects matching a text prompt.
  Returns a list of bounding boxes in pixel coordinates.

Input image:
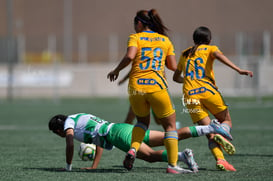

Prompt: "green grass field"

[0,97,272,181]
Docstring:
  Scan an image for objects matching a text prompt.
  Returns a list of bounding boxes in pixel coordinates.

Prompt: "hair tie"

[135,16,150,25]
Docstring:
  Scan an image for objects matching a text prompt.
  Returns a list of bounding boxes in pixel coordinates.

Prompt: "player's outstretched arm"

[213,51,253,77]
[81,146,104,170]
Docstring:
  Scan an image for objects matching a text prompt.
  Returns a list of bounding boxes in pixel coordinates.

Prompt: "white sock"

[195,125,214,136]
[178,152,186,163]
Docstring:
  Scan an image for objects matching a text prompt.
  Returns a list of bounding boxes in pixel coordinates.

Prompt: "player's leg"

[184,98,231,140]
[182,99,221,140]
[151,109,161,125]
[146,123,232,148]
[200,94,236,171]
[137,143,197,172]
[206,92,232,135]
[136,142,164,162]
[205,93,235,149]
[159,113,179,167]
[197,117,223,157]
[184,95,227,170]
[213,111,235,155]
[128,94,150,153]
[150,90,191,173]
[124,105,136,124]
[177,122,233,141]
[214,108,232,135]
[197,116,235,171]
[150,90,178,167]
[123,93,150,170]
[212,109,236,171]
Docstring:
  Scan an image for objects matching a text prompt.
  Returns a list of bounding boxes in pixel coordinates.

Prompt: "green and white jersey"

[64,113,114,150]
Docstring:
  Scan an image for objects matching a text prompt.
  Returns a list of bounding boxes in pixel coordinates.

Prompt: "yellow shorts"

[184,91,228,123]
[129,89,175,119]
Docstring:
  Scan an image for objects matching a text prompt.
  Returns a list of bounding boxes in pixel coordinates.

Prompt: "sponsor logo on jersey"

[137,78,157,85]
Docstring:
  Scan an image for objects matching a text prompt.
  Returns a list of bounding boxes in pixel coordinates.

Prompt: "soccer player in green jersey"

[48,113,233,172]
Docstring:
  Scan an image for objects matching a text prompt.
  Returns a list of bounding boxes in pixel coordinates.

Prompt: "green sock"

[162,150,168,162]
[189,126,198,137]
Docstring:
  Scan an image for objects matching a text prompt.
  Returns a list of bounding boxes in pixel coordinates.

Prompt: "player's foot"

[166,164,193,174]
[123,149,136,171]
[179,149,199,172]
[216,159,236,171]
[210,119,233,141]
[214,134,235,155]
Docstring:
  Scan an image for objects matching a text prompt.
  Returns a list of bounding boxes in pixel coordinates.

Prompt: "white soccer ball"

[78,143,96,161]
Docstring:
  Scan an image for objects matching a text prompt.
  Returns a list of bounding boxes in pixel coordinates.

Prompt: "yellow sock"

[131,122,147,152]
[164,131,178,166]
[211,146,225,160]
[209,140,225,160]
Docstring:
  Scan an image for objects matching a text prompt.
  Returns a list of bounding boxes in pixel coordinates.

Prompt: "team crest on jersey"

[137,78,157,85]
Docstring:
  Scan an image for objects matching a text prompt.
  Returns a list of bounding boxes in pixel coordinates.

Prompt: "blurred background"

[0,0,273,101]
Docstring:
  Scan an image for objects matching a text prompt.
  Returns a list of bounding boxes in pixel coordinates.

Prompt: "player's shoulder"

[202,44,219,50]
[68,113,88,118]
[128,32,139,38]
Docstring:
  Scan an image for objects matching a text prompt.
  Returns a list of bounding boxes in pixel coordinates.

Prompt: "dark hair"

[182,26,212,58]
[48,114,68,132]
[134,9,168,36]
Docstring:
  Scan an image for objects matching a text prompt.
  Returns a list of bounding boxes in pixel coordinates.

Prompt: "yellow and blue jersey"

[127,31,175,93]
[177,44,222,99]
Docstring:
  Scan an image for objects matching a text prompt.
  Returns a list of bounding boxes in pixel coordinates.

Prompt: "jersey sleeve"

[210,45,222,58]
[127,34,138,48]
[64,118,75,131]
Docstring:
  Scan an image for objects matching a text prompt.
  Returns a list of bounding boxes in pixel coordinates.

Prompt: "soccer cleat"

[166,164,193,174]
[210,119,233,141]
[214,134,235,155]
[123,149,136,171]
[180,149,199,172]
[216,159,236,171]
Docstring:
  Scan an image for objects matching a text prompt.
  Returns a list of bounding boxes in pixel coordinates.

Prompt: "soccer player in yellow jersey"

[108,9,186,173]
[173,26,253,171]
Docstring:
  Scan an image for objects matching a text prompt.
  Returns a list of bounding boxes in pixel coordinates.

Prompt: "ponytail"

[182,45,200,58]
[147,9,168,36]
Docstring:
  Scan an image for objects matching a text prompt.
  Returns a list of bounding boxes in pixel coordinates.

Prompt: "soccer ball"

[78,143,96,161]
